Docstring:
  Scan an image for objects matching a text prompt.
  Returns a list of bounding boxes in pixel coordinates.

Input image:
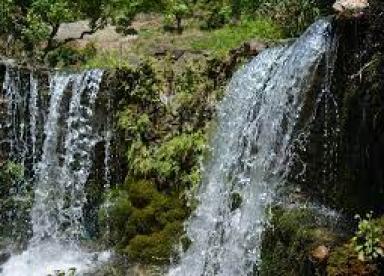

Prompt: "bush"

[99,180,187,264]
[47,42,97,67]
[327,244,379,276]
[257,0,323,37]
[352,212,384,262]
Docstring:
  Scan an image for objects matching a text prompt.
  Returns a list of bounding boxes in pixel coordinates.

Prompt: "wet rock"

[0,251,11,265]
[230,192,242,211]
[333,0,369,17]
[311,245,330,263]
[244,40,266,56]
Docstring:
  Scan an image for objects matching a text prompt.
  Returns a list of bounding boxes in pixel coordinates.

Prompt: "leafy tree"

[0,0,166,59]
[163,0,190,33]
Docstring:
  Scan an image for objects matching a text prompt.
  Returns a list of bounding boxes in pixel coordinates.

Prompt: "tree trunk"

[231,0,241,24]
[176,16,182,34]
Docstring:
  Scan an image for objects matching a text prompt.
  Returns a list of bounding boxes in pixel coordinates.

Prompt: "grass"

[82,17,283,68]
[189,19,283,57]
[84,50,134,69]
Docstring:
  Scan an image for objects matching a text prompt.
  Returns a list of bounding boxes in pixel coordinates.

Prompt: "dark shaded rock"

[171,49,185,60]
[296,0,384,214]
[230,192,242,211]
[0,251,11,265]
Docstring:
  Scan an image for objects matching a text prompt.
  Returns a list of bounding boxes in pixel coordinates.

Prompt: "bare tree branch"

[42,20,104,59]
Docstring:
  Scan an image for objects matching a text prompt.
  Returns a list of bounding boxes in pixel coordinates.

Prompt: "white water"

[1,69,111,276]
[170,19,337,276]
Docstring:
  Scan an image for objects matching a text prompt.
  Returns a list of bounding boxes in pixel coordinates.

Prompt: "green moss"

[100,180,187,264]
[327,243,378,276]
[0,162,31,244]
[98,61,220,264]
[260,207,340,276]
[126,222,184,264]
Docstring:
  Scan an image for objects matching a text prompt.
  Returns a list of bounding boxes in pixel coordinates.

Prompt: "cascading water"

[169,18,337,276]
[1,68,111,276]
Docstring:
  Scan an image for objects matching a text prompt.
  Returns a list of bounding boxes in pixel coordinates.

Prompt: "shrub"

[99,180,188,263]
[352,212,384,262]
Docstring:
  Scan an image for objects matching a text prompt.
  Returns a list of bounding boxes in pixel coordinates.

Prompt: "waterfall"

[1,68,110,276]
[169,18,337,276]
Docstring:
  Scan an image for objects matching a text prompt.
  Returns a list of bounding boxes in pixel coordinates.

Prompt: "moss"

[327,243,379,276]
[0,162,31,244]
[326,216,384,275]
[97,60,221,264]
[260,207,341,276]
[99,179,188,263]
[126,222,184,264]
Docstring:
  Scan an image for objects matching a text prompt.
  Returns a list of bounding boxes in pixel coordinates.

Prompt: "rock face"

[0,251,11,265]
[333,0,369,17]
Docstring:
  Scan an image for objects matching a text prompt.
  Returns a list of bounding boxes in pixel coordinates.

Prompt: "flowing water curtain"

[1,68,112,276]
[31,69,104,244]
[1,66,42,244]
[169,18,338,276]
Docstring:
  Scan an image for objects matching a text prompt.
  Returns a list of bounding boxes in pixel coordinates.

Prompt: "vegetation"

[352,212,384,262]
[1,0,382,273]
[260,206,341,276]
[0,0,329,65]
[327,215,384,276]
[0,161,30,244]
[97,60,219,264]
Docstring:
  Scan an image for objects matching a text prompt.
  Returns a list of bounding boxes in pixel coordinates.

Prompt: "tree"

[1,0,156,59]
[164,0,190,33]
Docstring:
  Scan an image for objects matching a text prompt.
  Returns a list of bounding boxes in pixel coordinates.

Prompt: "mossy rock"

[260,206,343,276]
[125,222,184,264]
[327,243,379,276]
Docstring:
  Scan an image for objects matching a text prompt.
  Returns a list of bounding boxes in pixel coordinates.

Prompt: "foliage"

[0,0,158,58]
[256,0,324,37]
[195,0,329,36]
[260,207,339,276]
[99,180,187,263]
[98,62,219,264]
[327,243,379,276]
[47,42,97,67]
[127,132,206,190]
[352,212,384,262]
[163,0,191,33]
[0,161,30,244]
[190,19,282,57]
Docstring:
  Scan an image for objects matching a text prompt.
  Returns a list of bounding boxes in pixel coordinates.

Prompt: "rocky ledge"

[333,0,370,18]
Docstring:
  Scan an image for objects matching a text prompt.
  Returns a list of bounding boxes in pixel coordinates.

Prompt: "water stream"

[170,18,338,276]
[1,68,110,276]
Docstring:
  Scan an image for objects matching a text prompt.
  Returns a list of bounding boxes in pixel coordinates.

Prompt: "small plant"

[352,212,384,262]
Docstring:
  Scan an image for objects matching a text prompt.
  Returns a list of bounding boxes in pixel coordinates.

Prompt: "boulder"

[244,40,266,56]
[0,251,11,265]
[333,0,369,17]
[311,245,330,263]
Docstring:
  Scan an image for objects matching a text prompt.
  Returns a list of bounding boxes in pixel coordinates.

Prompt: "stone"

[153,47,167,57]
[244,40,266,56]
[171,49,185,60]
[0,251,11,266]
[333,0,369,17]
[311,245,330,263]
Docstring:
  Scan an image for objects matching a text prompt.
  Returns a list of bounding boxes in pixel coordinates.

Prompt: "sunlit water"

[1,69,111,276]
[169,18,337,276]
